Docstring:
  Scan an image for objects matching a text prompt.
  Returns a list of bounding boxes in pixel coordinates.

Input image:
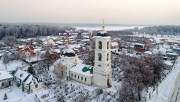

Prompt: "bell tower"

[93,21,112,88]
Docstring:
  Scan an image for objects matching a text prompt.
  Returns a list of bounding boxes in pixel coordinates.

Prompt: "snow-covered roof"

[111,42,118,47]
[55,41,63,45]
[34,48,41,53]
[144,51,152,55]
[52,49,60,53]
[44,39,55,45]
[70,63,93,77]
[0,71,13,81]
[24,75,39,85]
[167,52,178,55]
[18,45,25,48]
[14,69,29,81]
[24,75,33,84]
[62,48,75,54]
[134,43,144,46]
[97,30,110,37]
[70,44,81,49]
[62,48,76,57]
[99,30,107,34]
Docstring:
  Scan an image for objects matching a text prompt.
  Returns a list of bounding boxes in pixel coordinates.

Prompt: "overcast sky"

[0,0,180,25]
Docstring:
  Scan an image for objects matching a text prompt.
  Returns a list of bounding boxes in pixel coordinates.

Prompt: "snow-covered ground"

[0,84,37,102]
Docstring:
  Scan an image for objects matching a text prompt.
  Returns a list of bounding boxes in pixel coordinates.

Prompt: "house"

[14,69,42,92]
[18,45,35,56]
[0,71,13,89]
[134,43,148,52]
[111,42,119,49]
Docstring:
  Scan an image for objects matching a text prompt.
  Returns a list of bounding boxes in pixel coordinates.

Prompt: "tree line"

[138,26,180,35]
[0,23,75,40]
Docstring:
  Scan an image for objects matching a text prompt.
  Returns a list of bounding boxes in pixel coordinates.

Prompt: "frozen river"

[73,25,145,31]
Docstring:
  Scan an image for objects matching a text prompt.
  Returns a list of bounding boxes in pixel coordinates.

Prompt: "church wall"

[69,71,92,86]
[93,72,108,88]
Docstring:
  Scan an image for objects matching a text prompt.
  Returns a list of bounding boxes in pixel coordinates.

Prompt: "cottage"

[18,45,35,56]
[0,71,13,89]
[14,69,42,92]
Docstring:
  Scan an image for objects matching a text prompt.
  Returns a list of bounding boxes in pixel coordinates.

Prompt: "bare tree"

[2,52,9,70]
[14,51,21,60]
[54,61,64,79]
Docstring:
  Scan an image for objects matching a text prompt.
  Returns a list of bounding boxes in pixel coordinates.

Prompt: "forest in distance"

[0,23,180,40]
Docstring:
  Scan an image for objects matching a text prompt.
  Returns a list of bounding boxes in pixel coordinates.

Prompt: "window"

[71,73,73,77]
[78,76,79,79]
[85,78,87,82]
[98,41,102,49]
[107,41,109,49]
[20,74,23,77]
[98,53,102,61]
[35,84,38,88]
[75,74,76,78]
[107,53,109,61]
[98,64,101,67]
[81,77,83,80]
[1,82,4,87]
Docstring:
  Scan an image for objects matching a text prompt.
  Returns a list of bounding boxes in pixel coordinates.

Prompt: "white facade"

[70,71,92,85]
[60,55,79,80]
[93,35,112,88]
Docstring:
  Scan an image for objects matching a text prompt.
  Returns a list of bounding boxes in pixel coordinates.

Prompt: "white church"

[54,25,112,88]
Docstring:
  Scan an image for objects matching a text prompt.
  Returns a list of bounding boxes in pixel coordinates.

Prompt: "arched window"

[71,73,73,77]
[85,78,87,82]
[107,53,109,61]
[98,41,102,49]
[98,53,102,61]
[107,41,109,49]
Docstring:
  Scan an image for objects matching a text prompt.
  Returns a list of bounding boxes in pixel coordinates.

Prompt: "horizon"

[0,22,179,27]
